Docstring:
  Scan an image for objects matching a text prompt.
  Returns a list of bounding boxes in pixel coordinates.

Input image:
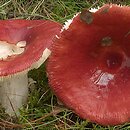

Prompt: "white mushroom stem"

[0,48,51,116]
[0,73,28,116]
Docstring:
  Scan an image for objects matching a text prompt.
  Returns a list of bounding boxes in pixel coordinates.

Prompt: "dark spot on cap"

[101,37,112,47]
[80,9,93,24]
[101,6,110,14]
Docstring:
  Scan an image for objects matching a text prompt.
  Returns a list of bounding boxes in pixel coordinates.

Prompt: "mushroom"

[0,19,61,116]
[47,4,130,125]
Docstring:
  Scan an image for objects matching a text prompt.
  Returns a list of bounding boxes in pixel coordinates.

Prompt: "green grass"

[0,0,130,129]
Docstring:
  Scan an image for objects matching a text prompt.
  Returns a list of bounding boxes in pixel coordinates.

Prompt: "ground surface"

[0,0,130,130]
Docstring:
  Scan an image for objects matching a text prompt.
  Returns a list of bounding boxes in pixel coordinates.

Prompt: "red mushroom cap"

[47,4,130,125]
[0,19,61,76]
